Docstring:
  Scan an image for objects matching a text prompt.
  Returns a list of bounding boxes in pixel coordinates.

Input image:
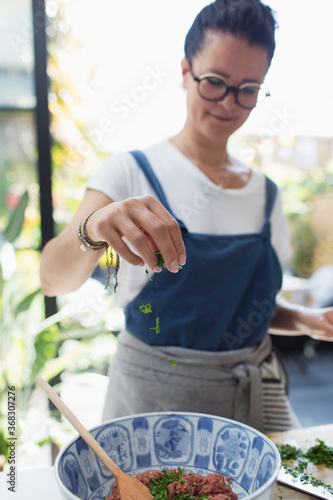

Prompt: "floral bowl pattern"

[54,412,280,500]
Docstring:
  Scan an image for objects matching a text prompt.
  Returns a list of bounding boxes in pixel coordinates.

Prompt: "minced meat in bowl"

[106,467,238,500]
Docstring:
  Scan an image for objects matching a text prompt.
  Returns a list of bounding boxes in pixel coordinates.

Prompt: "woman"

[40,0,333,432]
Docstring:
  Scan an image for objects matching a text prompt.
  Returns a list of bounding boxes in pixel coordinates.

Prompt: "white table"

[0,467,62,500]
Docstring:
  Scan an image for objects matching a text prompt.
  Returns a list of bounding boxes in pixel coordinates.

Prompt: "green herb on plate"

[304,439,333,467]
[283,465,333,494]
[276,444,302,461]
[277,440,333,495]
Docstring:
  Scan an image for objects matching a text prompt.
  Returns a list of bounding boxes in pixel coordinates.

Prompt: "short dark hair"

[184,0,277,66]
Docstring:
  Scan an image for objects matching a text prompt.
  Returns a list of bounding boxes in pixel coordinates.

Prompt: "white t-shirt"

[86,139,291,306]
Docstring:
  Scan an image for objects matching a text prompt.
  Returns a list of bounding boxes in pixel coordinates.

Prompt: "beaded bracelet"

[77,211,120,291]
[77,211,107,252]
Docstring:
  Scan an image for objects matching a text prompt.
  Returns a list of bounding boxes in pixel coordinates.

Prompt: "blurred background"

[1,0,333,472]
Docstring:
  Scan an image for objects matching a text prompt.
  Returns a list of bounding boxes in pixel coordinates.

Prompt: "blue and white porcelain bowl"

[55,412,280,500]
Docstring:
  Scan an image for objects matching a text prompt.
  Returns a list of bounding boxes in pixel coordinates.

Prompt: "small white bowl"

[55,411,280,500]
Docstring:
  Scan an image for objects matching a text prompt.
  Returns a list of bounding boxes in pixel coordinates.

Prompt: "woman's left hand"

[298,306,333,341]
[272,296,333,341]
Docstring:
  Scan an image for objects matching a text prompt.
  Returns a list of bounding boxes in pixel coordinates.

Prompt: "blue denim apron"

[124,150,283,352]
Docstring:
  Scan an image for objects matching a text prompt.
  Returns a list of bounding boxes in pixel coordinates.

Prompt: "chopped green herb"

[141,252,183,355]
[145,266,153,281]
[283,465,333,494]
[276,444,302,461]
[277,439,333,495]
[297,460,308,473]
[277,440,333,468]
[150,316,160,333]
[155,251,167,268]
[304,439,333,467]
[166,356,177,367]
[155,251,183,270]
[139,303,153,314]
[148,468,209,500]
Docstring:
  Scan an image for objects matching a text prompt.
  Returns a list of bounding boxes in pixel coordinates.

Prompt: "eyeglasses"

[190,69,270,109]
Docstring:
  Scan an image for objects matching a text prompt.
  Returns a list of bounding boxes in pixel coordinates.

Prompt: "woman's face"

[182,31,270,144]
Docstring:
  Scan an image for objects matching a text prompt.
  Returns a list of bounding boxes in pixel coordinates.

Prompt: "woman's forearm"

[269,295,306,335]
[269,294,333,341]
[40,227,104,297]
[40,189,112,297]
[40,187,187,298]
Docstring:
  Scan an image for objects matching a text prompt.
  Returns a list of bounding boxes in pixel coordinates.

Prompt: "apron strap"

[261,177,278,240]
[264,177,278,221]
[130,150,187,231]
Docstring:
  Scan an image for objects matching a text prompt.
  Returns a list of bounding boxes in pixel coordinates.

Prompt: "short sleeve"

[85,152,137,201]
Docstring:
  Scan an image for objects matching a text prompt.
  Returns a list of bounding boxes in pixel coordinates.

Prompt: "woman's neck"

[170,130,228,170]
[169,129,251,189]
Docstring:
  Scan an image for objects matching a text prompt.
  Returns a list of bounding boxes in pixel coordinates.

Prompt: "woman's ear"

[181,58,191,89]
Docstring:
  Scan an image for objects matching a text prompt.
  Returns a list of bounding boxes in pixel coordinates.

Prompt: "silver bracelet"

[77,211,107,251]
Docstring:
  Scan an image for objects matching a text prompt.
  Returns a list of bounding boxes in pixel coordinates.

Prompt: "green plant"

[0,192,46,463]
[278,164,333,278]
[287,215,318,279]
[0,193,119,469]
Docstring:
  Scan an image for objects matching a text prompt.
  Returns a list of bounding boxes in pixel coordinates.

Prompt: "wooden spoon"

[36,376,153,500]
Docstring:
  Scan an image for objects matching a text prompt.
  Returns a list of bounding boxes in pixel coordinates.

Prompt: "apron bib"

[124,150,283,351]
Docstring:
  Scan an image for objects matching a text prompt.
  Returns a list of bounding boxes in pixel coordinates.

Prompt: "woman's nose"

[218,90,238,109]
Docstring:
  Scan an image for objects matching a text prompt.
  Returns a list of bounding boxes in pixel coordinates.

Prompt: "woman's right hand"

[86,194,186,273]
[40,189,186,297]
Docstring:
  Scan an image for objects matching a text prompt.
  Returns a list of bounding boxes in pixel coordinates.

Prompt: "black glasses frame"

[190,69,270,110]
